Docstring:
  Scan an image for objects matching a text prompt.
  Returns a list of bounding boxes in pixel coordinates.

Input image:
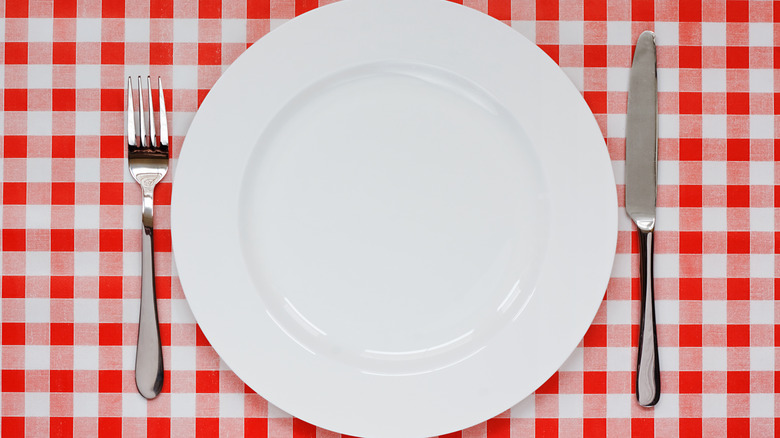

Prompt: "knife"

[625,30,660,407]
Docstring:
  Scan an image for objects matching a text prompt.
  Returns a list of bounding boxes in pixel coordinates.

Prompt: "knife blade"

[625,30,660,407]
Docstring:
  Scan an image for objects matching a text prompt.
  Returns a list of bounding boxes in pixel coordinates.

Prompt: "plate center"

[240,62,549,374]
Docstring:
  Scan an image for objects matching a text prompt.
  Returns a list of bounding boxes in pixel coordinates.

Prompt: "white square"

[606,347,631,371]
[171,64,198,90]
[659,347,679,371]
[606,394,631,417]
[75,65,101,89]
[124,19,150,43]
[749,300,773,325]
[27,158,52,183]
[510,394,535,418]
[702,23,727,46]
[657,68,679,92]
[26,252,50,276]
[559,346,584,372]
[27,65,53,89]
[558,394,583,418]
[658,114,679,139]
[561,67,584,92]
[750,115,774,139]
[750,394,774,417]
[702,394,727,417]
[606,67,630,92]
[26,205,51,228]
[222,19,247,43]
[749,161,773,186]
[749,23,773,47]
[76,18,101,41]
[607,114,626,138]
[123,299,139,323]
[749,69,773,93]
[74,298,100,323]
[655,300,679,325]
[702,254,727,278]
[28,112,52,136]
[606,21,630,45]
[25,298,50,323]
[558,21,583,45]
[606,300,631,325]
[653,393,679,418]
[171,299,195,324]
[124,205,142,229]
[610,253,631,278]
[74,252,100,276]
[170,346,196,370]
[269,19,288,32]
[171,393,196,417]
[702,347,727,371]
[171,112,195,137]
[75,158,101,182]
[219,393,245,417]
[654,253,679,278]
[28,18,54,42]
[267,403,292,418]
[750,208,774,232]
[123,346,135,370]
[750,254,773,278]
[702,161,727,185]
[25,345,50,370]
[657,160,679,185]
[656,207,679,231]
[122,393,148,417]
[25,393,50,417]
[702,300,727,324]
[73,393,99,417]
[702,69,727,92]
[173,19,198,42]
[511,21,535,42]
[653,23,678,46]
[75,112,100,136]
[750,347,774,371]
[123,251,141,277]
[74,205,100,229]
[702,208,727,231]
[74,346,99,370]
[702,115,727,139]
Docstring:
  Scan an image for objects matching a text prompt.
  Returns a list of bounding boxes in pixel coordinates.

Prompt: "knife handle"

[636,228,660,406]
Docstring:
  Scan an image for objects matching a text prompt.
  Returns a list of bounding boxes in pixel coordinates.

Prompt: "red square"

[244,419,268,438]
[2,370,25,392]
[99,276,123,299]
[155,183,171,205]
[51,323,74,345]
[4,89,28,111]
[679,1,701,21]
[535,419,558,437]
[100,89,124,112]
[5,43,28,64]
[536,371,559,394]
[727,371,750,393]
[156,276,171,300]
[150,0,173,17]
[584,45,607,67]
[727,419,750,437]
[727,232,750,254]
[776,47,780,68]
[293,418,317,437]
[197,89,210,108]
[53,43,77,65]
[1,418,25,437]
[52,136,76,158]
[679,418,702,438]
[583,371,606,393]
[51,370,73,392]
[154,229,172,252]
[148,418,170,438]
[679,46,701,68]
[52,89,76,111]
[99,136,125,159]
[679,232,702,254]
[726,185,749,207]
[98,370,122,392]
[632,418,654,438]
[2,323,26,345]
[99,323,123,346]
[679,92,702,114]
[584,419,606,437]
[679,324,702,347]
[727,325,749,347]
[98,418,122,438]
[50,418,73,438]
[726,139,749,161]
[583,324,607,347]
[52,182,75,205]
[726,278,750,300]
[679,278,702,300]
[54,0,77,17]
[726,47,749,68]
[2,276,25,298]
[102,0,125,18]
[679,185,702,208]
[247,0,270,18]
[99,183,124,205]
[4,136,27,158]
[150,43,173,65]
[3,183,27,204]
[3,229,26,251]
[487,0,511,20]
[99,229,123,252]
[726,93,750,115]
[195,325,211,346]
[584,91,607,114]
[5,0,28,17]
[196,371,220,393]
[199,0,222,18]
[198,43,222,65]
[583,0,606,20]
[632,0,654,20]
[679,139,702,161]
[679,371,702,393]
[101,43,125,65]
[486,418,510,438]
[196,419,219,438]
[51,276,74,299]
[536,0,559,20]
[51,229,74,251]
[726,0,749,22]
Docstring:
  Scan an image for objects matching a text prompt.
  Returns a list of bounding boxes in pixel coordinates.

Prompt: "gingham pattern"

[1,0,777,436]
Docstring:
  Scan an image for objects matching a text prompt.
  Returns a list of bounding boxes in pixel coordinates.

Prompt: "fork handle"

[135,223,164,399]
[636,228,660,406]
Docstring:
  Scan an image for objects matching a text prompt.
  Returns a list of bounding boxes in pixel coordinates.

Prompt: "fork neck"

[141,184,155,229]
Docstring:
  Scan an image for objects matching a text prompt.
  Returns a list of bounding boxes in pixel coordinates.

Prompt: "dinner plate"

[171,0,617,436]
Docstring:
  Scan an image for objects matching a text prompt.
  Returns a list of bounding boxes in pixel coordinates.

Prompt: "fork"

[127,76,168,399]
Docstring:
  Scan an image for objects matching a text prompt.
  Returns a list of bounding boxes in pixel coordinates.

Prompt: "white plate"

[172,0,617,436]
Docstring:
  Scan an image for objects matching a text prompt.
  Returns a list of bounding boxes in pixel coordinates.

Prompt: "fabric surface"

[1,0,777,436]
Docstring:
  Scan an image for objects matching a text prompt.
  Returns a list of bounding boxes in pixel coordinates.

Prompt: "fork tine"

[146,76,157,148]
[138,76,149,148]
[158,77,168,148]
[127,77,137,147]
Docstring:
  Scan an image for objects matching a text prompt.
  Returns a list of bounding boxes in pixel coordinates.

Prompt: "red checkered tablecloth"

[1,0,777,436]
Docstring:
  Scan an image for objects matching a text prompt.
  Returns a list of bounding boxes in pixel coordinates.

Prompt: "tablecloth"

[1,0,777,436]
